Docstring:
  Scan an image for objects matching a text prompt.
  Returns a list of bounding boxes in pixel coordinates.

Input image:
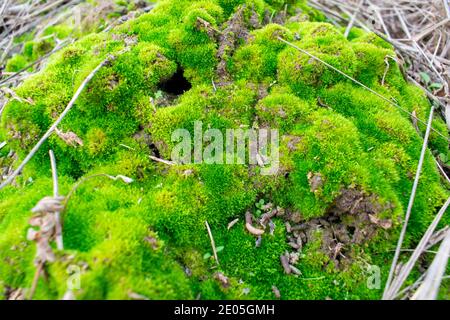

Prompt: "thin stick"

[395,8,445,83]
[383,105,435,299]
[49,150,63,251]
[0,39,72,87]
[412,18,450,42]
[276,37,449,142]
[444,0,450,19]
[205,220,219,266]
[62,173,133,212]
[434,158,450,184]
[0,56,112,191]
[28,261,43,300]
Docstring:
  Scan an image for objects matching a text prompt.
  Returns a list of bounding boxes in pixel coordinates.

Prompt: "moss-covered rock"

[0,0,448,300]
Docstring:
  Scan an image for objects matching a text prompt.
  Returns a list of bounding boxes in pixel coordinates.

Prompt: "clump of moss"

[3,0,155,75]
[0,0,448,300]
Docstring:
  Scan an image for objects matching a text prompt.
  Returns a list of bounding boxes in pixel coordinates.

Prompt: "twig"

[427,226,450,248]
[411,229,450,300]
[412,18,450,42]
[0,39,72,87]
[395,271,427,299]
[383,105,435,299]
[28,261,44,300]
[384,195,450,299]
[0,35,14,65]
[49,150,63,251]
[444,0,450,19]
[205,220,219,266]
[395,8,446,84]
[149,155,175,166]
[276,36,449,141]
[0,55,114,191]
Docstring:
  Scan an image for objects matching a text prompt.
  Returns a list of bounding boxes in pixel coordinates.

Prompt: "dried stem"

[62,173,133,213]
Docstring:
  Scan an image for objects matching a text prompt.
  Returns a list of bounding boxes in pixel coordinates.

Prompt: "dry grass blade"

[62,173,134,212]
[383,105,435,298]
[28,261,44,300]
[276,36,448,141]
[384,196,450,299]
[0,54,116,190]
[343,0,363,38]
[411,229,450,300]
[149,155,175,166]
[205,220,220,266]
[0,0,82,60]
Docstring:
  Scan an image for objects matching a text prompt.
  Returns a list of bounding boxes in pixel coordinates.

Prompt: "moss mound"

[0,0,449,300]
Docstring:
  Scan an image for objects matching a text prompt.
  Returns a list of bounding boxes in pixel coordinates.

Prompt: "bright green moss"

[354,31,394,50]
[5,54,28,72]
[0,0,448,300]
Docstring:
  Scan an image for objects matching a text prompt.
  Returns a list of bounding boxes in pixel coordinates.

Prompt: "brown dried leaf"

[369,214,392,230]
[55,128,84,147]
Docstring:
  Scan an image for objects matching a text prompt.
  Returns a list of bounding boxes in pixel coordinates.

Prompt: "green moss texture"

[0,0,448,300]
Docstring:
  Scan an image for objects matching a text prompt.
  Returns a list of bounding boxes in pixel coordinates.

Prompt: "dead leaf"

[55,128,84,147]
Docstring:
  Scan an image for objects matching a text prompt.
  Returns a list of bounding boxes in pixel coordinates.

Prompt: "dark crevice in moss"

[158,67,192,96]
[1,0,449,300]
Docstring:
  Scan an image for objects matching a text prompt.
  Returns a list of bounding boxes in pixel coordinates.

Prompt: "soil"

[283,189,394,269]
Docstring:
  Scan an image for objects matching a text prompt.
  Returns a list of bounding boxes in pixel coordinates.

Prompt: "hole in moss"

[158,68,191,95]
[347,226,356,237]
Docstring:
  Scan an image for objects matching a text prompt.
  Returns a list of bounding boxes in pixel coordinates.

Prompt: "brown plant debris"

[216,5,260,82]
[282,188,393,269]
